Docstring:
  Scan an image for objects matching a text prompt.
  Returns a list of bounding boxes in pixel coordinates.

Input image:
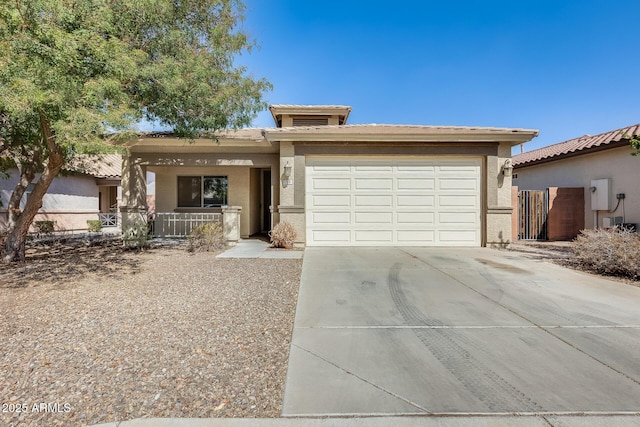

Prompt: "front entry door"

[262,169,272,233]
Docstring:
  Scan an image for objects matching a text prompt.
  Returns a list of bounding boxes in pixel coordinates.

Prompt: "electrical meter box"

[590,178,611,211]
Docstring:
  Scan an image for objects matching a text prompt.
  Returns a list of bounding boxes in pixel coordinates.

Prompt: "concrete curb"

[90,414,640,427]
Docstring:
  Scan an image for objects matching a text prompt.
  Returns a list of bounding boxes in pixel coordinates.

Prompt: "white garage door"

[305,157,481,246]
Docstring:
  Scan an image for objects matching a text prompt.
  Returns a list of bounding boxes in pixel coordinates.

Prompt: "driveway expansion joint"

[292,343,432,414]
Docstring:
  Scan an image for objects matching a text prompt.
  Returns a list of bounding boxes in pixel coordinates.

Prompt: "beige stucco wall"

[0,171,99,211]
[0,170,114,232]
[513,146,639,229]
[485,142,516,247]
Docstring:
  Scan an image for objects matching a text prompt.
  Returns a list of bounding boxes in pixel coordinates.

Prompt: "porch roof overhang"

[263,124,539,146]
[122,129,277,154]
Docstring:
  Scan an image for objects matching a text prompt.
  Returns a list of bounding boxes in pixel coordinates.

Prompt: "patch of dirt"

[0,238,302,426]
[508,241,640,288]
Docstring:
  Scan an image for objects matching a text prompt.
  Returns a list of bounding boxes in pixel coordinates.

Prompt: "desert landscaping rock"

[0,240,302,426]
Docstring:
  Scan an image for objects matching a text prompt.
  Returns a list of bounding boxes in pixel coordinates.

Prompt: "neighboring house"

[0,154,122,232]
[513,124,640,231]
[120,104,538,247]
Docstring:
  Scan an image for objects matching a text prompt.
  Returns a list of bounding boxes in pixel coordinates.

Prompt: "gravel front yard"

[0,240,302,426]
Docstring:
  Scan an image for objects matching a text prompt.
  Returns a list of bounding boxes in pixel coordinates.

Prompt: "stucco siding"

[1,171,98,212]
[514,146,639,229]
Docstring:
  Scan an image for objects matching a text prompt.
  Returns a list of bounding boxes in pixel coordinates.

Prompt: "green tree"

[631,135,640,156]
[0,0,270,262]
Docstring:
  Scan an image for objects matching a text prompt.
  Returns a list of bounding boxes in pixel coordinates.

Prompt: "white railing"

[151,212,222,237]
[98,213,118,227]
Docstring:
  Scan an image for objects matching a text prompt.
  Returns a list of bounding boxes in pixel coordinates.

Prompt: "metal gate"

[518,190,548,240]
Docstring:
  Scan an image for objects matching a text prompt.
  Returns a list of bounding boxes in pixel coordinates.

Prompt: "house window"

[177,176,228,208]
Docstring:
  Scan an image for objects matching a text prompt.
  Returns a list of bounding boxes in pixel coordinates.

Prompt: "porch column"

[120,152,148,233]
[222,206,242,243]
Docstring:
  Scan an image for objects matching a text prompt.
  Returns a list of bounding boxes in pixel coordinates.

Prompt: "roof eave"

[264,129,538,145]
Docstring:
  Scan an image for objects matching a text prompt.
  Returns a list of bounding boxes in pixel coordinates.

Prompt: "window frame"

[176,175,228,208]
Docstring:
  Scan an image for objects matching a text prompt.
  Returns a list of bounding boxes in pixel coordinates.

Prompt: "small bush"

[34,220,55,234]
[572,227,640,279]
[87,220,103,233]
[188,222,225,252]
[0,224,6,247]
[269,221,297,249]
[122,223,149,249]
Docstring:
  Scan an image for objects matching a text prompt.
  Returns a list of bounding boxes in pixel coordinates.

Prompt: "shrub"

[34,220,55,234]
[269,221,296,249]
[122,223,149,249]
[188,222,225,252]
[87,220,103,233]
[572,227,640,279]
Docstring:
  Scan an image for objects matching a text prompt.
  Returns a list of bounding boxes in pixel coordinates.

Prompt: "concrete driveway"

[282,247,640,416]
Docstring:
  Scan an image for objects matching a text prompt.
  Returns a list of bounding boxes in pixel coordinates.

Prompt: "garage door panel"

[397,178,435,190]
[312,178,351,190]
[312,212,351,224]
[438,230,479,244]
[355,195,393,207]
[354,230,393,242]
[397,230,435,243]
[438,212,478,224]
[306,157,481,246]
[397,195,435,207]
[311,230,351,242]
[354,212,393,224]
[439,195,478,208]
[439,178,478,191]
[310,195,351,207]
[397,212,434,224]
[397,165,436,172]
[355,178,393,190]
[354,165,393,172]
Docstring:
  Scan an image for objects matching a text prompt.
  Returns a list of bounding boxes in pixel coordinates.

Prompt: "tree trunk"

[5,147,41,230]
[1,114,64,263]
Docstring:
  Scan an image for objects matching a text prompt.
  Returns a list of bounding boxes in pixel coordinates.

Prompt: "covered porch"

[119,130,281,242]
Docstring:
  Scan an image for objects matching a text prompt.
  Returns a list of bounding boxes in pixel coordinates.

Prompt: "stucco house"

[513,124,640,232]
[0,154,122,232]
[120,105,538,247]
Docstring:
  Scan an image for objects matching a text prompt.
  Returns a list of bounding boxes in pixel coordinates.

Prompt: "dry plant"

[572,227,640,279]
[269,221,296,249]
[187,222,225,252]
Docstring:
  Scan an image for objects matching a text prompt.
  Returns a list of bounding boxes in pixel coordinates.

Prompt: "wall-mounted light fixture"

[281,162,293,188]
[502,159,514,177]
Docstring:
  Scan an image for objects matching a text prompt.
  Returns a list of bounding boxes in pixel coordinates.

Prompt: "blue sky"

[237,0,640,153]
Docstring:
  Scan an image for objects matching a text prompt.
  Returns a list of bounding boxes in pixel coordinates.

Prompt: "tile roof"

[66,154,122,179]
[513,123,640,167]
[90,154,122,178]
[139,128,266,140]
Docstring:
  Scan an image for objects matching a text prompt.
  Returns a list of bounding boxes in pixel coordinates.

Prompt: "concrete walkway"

[283,247,640,417]
[216,239,303,259]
